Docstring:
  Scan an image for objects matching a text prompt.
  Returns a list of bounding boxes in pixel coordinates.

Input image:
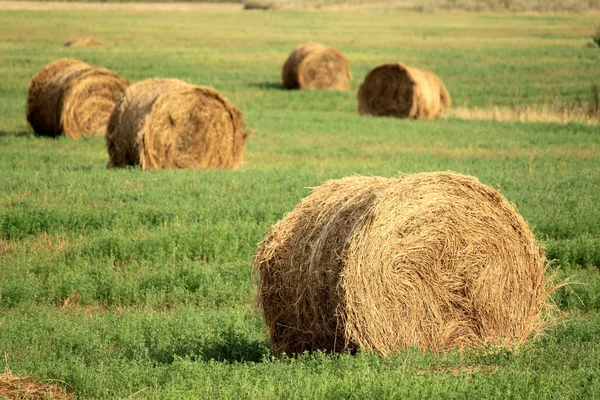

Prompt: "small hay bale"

[282,42,352,90]
[106,78,249,170]
[358,63,451,119]
[63,37,104,47]
[254,172,555,356]
[26,58,130,139]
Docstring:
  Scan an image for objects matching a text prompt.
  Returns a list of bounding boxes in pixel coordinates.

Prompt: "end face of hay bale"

[26,59,129,139]
[254,172,554,356]
[107,78,184,168]
[26,58,90,137]
[357,63,416,118]
[106,78,249,170]
[282,42,352,90]
[358,63,451,120]
[61,68,130,139]
[64,38,104,47]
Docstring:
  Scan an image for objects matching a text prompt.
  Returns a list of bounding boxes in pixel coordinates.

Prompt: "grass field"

[1,5,600,399]
[5,0,600,12]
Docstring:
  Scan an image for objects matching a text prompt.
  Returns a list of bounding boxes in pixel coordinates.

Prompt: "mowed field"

[1,5,600,398]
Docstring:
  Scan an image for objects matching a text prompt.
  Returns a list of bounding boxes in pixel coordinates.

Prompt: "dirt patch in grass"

[0,238,14,256]
[0,234,73,258]
[26,233,72,256]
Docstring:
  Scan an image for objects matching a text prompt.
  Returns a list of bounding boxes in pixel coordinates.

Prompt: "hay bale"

[358,63,451,119]
[282,42,352,90]
[254,172,555,355]
[26,58,87,138]
[26,58,129,139]
[106,78,249,170]
[64,37,104,47]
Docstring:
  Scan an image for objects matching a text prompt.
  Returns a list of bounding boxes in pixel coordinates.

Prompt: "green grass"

[1,8,600,399]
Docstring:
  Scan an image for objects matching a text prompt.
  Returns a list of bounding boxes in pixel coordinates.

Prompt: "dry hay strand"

[26,58,130,139]
[0,373,71,400]
[63,37,104,47]
[445,105,600,126]
[254,171,557,356]
[282,42,352,90]
[106,78,249,170]
[358,62,451,120]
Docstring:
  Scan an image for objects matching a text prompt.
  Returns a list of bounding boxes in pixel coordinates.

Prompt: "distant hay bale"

[64,37,104,47]
[106,78,249,170]
[254,172,555,356]
[26,58,129,139]
[358,63,451,119]
[282,42,352,90]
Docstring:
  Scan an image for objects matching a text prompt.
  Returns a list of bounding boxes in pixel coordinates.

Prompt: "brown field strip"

[0,1,243,11]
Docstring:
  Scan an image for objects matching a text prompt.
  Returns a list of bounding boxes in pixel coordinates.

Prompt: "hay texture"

[254,172,554,356]
[106,78,248,170]
[26,58,129,139]
[63,37,104,47]
[0,373,71,399]
[358,63,451,119]
[282,42,352,90]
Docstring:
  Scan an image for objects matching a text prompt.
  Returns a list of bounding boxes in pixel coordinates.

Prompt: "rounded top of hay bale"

[254,171,555,355]
[64,38,104,47]
[282,42,352,90]
[358,62,451,120]
[106,78,249,170]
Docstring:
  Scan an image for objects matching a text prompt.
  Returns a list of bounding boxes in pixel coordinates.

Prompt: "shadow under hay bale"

[254,172,557,356]
[64,38,104,47]
[282,42,352,90]
[106,78,249,170]
[358,62,451,120]
[26,58,129,139]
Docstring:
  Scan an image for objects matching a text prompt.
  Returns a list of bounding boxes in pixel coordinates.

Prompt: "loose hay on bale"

[0,372,71,399]
[358,63,451,119]
[63,37,104,47]
[254,172,557,356]
[26,58,129,139]
[282,42,352,90]
[106,78,249,170]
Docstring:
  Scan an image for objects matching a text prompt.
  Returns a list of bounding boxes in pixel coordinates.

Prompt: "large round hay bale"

[26,59,88,137]
[26,58,129,139]
[282,42,352,90]
[254,172,554,355]
[358,63,451,120]
[106,78,249,170]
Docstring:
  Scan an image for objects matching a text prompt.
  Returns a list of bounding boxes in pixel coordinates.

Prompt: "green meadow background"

[0,7,599,398]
